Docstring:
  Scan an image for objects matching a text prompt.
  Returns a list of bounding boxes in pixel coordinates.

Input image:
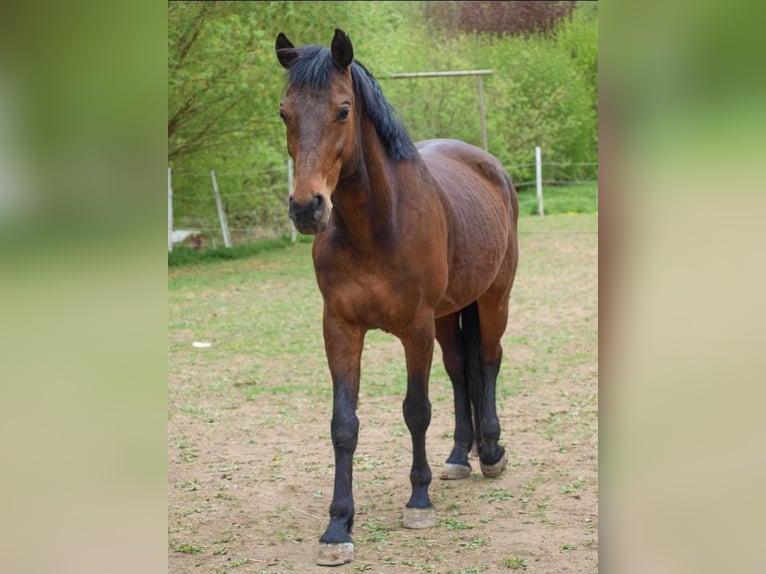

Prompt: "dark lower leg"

[403,377,432,509]
[320,384,359,544]
[446,372,473,467]
[477,359,505,466]
[436,315,473,468]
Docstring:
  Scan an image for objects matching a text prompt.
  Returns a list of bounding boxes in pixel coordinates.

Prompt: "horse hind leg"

[464,297,509,478]
[435,313,474,480]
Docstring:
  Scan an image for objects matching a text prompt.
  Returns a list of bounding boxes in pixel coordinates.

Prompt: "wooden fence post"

[210,170,232,247]
[168,167,173,252]
[535,146,544,217]
[287,158,297,243]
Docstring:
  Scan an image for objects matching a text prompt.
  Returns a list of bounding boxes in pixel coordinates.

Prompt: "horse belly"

[436,196,510,317]
[419,143,512,317]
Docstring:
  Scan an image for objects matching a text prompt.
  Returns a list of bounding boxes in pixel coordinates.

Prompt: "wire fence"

[168,156,597,251]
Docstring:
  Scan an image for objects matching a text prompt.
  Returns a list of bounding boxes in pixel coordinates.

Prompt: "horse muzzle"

[289,193,331,234]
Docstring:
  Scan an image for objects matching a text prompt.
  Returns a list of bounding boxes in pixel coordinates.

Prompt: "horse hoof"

[402,506,436,529]
[316,542,354,566]
[480,451,508,478]
[440,463,472,480]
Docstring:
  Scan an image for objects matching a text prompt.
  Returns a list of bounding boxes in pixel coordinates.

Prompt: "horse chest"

[317,266,425,334]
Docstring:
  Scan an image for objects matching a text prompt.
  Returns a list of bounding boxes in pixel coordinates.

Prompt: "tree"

[423,1,575,37]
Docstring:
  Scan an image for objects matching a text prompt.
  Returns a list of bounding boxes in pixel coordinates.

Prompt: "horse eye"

[336,108,350,122]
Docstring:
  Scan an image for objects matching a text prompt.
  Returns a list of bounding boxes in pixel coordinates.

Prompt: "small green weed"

[174,543,203,554]
[460,536,489,550]
[481,487,513,502]
[501,556,528,570]
[439,517,475,531]
[215,557,250,573]
[560,478,586,495]
[178,479,200,491]
[360,517,392,543]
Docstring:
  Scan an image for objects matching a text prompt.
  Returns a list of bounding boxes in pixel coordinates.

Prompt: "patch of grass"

[481,487,513,502]
[541,411,569,441]
[178,479,200,491]
[460,536,490,550]
[168,235,312,267]
[532,501,549,517]
[215,557,250,573]
[560,478,586,495]
[561,543,577,553]
[523,476,543,494]
[174,543,203,554]
[516,183,598,216]
[360,517,392,543]
[179,507,201,517]
[439,517,475,531]
[357,453,387,471]
[501,556,528,570]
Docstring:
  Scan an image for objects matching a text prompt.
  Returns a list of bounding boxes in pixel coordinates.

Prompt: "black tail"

[460,301,482,453]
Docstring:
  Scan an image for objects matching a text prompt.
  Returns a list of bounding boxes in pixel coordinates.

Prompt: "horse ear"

[330,28,353,71]
[275,32,298,69]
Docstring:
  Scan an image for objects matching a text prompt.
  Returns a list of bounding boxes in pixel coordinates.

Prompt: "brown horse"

[275,29,518,566]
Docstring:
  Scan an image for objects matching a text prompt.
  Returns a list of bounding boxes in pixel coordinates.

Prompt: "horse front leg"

[401,315,437,529]
[316,313,365,566]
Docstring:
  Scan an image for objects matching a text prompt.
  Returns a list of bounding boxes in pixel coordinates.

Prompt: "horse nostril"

[312,195,325,220]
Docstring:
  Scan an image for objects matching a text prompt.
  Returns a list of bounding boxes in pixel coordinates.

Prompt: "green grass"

[168,234,312,267]
[168,212,597,412]
[516,183,597,215]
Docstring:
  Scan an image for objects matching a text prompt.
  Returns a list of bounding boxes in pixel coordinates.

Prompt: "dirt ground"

[168,215,598,573]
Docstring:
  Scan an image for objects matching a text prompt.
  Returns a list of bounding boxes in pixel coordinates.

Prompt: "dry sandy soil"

[168,214,598,573]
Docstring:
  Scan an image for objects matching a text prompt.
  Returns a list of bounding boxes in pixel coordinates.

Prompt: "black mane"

[284,45,417,161]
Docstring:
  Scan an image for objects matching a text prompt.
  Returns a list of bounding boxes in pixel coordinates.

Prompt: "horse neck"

[331,117,408,250]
